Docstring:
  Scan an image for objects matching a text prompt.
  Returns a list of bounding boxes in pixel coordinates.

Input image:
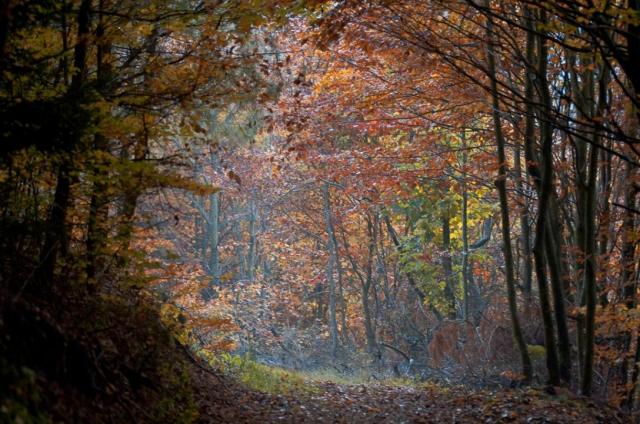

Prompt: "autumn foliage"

[1,0,640,422]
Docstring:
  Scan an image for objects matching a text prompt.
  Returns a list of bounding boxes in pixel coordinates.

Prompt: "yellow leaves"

[313,68,359,94]
[137,23,156,37]
[220,271,234,283]
[15,26,62,59]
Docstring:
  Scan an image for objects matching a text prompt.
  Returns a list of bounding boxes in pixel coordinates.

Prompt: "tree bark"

[514,143,532,299]
[484,0,533,382]
[441,214,456,320]
[247,193,257,281]
[461,131,470,320]
[86,0,112,284]
[40,0,92,285]
[209,192,221,286]
[322,182,340,357]
[363,214,378,354]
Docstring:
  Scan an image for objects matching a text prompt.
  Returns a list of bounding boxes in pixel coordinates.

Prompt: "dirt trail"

[194,370,628,423]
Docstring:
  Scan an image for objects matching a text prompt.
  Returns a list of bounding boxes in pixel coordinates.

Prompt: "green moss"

[527,344,546,361]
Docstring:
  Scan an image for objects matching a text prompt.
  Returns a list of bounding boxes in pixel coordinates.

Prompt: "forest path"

[196,371,627,424]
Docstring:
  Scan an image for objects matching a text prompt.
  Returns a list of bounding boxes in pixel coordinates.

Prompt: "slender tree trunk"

[40,162,72,283]
[247,193,257,281]
[363,214,377,354]
[40,0,91,285]
[621,164,638,407]
[209,192,220,286]
[581,129,599,396]
[441,214,456,320]
[597,145,612,306]
[86,0,112,284]
[322,182,339,357]
[530,15,572,384]
[461,131,470,320]
[578,63,609,397]
[520,9,561,384]
[233,218,245,279]
[514,143,532,300]
[337,257,350,347]
[484,1,532,382]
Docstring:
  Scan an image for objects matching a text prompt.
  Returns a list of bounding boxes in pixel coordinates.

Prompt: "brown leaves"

[193,378,628,423]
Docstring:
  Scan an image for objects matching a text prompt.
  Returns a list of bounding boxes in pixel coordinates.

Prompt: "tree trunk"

[40,0,92,285]
[209,192,220,286]
[363,214,378,354]
[461,131,471,320]
[575,62,608,397]
[86,0,112,284]
[247,193,257,281]
[580,126,600,396]
[322,182,340,357]
[484,0,532,382]
[520,8,561,385]
[441,214,456,320]
[514,143,532,300]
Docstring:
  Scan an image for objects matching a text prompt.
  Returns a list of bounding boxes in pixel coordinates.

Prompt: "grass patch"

[302,368,419,387]
[211,353,320,396]
[210,353,430,394]
[302,368,371,385]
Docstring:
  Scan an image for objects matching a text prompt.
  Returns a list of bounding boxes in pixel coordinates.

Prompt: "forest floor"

[0,290,632,424]
[194,366,631,423]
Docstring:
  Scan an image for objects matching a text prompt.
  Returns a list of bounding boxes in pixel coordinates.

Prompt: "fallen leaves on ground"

[192,369,630,423]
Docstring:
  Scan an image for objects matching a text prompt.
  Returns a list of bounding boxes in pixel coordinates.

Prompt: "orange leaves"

[205,339,237,351]
[596,303,640,334]
[191,316,238,332]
